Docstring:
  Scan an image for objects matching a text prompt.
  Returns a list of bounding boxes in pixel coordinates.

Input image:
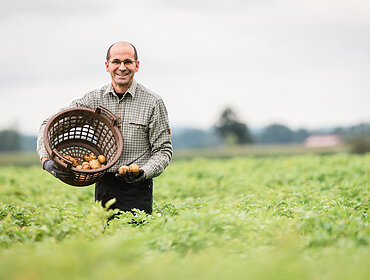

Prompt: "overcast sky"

[1,0,369,135]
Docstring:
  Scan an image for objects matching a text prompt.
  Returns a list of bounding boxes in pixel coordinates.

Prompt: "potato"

[69,157,80,167]
[89,159,101,169]
[119,165,129,174]
[98,155,106,164]
[76,165,83,169]
[83,153,96,162]
[78,153,106,171]
[62,155,80,167]
[62,155,72,162]
[129,164,140,176]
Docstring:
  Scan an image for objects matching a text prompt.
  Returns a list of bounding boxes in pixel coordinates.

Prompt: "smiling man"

[106,42,139,93]
[37,41,173,215]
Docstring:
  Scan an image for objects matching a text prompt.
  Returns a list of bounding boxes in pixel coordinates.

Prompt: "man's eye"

[112,60,121,64]
[124,60,133,64]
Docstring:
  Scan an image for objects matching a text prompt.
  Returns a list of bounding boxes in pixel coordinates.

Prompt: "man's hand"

[115,169,146,184]
[42,159,73,181]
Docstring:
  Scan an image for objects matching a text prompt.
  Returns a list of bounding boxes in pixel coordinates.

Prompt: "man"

[37,41,173,214]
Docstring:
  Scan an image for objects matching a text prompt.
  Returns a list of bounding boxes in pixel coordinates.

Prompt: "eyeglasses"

[107,59,137,67]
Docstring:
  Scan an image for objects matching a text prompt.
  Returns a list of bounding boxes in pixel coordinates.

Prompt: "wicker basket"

[44,106,123,186]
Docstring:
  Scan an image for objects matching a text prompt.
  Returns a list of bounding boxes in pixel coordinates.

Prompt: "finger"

[115,173,126,180]
[127,170,143,178]
[115,173,123,180]
[126,172,137,180]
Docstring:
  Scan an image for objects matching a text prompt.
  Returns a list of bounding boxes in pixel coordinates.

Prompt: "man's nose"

[118,62,127,70]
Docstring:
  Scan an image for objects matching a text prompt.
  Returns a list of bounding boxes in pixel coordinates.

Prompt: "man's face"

[105,43,139,91]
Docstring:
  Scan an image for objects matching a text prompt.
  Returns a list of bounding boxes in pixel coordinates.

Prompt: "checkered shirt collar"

[103,79,138,98]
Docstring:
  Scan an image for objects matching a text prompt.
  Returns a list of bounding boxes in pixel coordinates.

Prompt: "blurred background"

[1,0,369,162]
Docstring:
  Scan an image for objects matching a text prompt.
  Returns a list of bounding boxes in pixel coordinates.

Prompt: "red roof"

[304,134,341,148]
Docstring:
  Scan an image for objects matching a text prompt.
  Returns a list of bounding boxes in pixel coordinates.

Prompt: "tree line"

[173,107,370,153]
[214,107,309,145]
[0,130,37,152]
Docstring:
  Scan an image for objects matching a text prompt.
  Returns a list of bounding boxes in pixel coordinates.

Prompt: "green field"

[0,153,369,280]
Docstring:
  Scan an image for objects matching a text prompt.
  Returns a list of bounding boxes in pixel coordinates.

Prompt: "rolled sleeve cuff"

[36,145,49,160]
[141,163,157,179]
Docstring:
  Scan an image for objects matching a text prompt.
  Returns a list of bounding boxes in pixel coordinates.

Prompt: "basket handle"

[95,106,119,126]
[51,148,73,170]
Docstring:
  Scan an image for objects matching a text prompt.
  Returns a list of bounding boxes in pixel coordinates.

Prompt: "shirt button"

[118,106,122,110]
[117,114,121,119]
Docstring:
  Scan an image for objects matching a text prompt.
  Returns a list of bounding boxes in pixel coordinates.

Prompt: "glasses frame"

[107,59,137,66]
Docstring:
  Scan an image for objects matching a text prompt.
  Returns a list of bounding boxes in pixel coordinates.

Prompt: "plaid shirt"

[37,80,172,179]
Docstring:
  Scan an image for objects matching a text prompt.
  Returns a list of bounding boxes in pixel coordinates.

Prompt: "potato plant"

[0,154,369,280]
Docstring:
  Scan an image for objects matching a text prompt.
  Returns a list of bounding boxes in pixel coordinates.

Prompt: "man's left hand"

[116,169,146,183]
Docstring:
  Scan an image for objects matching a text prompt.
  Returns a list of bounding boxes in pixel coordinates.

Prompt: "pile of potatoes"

[63,153,106,170]
[119,163,140,176]
[61,153,141,175]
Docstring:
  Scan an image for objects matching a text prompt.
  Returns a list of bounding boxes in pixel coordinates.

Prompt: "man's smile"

[115,71,130,78]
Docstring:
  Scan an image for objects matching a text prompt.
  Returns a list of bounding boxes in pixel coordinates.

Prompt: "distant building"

[304,134,341,148]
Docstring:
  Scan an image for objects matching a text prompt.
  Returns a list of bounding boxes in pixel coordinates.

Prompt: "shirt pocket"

[124,118,150,146]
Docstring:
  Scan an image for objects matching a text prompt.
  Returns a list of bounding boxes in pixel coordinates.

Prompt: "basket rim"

[43,106,123,174]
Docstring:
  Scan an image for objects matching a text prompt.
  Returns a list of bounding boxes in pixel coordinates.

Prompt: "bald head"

[106,41,138,61]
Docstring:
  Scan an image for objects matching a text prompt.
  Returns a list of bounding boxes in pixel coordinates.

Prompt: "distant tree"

[172,128,222,149]
[293,129,310,142]
[0,129,21,151]
[21,135,37,151]
[332,122,370,153]
[215,107,253,145]
[258,124,295,144]
[334,123,370,139]
[346,134,370,154]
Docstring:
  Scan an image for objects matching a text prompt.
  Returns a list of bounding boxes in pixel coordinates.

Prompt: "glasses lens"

[111,59,121,65]
[123,59,134,65]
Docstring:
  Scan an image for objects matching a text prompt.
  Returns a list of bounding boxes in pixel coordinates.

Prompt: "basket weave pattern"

[44,106,123,186]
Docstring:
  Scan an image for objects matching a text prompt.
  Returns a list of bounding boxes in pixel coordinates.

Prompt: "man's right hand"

[42,159,73,181]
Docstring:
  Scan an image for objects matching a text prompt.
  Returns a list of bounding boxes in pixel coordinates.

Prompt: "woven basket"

[44,106,123,186]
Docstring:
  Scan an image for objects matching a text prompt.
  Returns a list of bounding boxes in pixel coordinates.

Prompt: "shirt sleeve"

[141,98,173,179]
[36,115,53,159]
[36,92,94,160]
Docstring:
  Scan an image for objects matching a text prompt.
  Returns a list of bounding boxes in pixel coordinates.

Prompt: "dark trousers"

[95,172,153,214]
